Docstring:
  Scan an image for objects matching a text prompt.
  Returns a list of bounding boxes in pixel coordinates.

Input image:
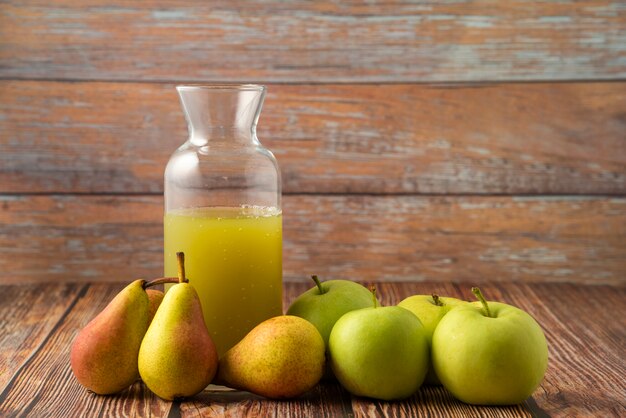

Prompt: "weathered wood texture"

[0,284,85,390]
[1,1,625,82]
[1,194,624,285]
[1,80,625,195]
[1,1,624,415]
[1,281,624,417]
[0,283,173,417]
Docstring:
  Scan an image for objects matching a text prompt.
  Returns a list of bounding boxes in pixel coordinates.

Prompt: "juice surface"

[164,205,282,357]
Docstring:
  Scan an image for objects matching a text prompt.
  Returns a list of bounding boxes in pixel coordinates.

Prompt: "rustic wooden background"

[0,1,625,285]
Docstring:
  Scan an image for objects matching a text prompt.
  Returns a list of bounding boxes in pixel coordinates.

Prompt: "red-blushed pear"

[329,287,429,400]
[70,276,178,395]
[146,289,164,324]
[138,253,218,401]
[398,294,467,385]
[432,287,548,405]
[70,279,149,395]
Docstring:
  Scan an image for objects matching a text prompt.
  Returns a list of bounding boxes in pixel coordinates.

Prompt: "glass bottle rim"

[176,84,266,92]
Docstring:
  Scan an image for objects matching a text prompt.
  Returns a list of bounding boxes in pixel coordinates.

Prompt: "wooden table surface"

[1,281,624,417]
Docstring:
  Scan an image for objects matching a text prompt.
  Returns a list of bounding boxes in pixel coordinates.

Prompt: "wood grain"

[351,386,532,418]
[1,194,624,285]
[1,1,625,82]
[2,80,625,195]
[0,283,173,417]
[182,382,354,418]
[496,282,626,417]
[1,281,624,417]
[0,283,85,391]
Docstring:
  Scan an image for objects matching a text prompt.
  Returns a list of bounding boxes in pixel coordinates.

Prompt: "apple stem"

[432,293,443,306]
[143,277,180,289]
[311,275,325,294]
[176,252,188,283]
[370,285,378,308]
[471,287,492,318]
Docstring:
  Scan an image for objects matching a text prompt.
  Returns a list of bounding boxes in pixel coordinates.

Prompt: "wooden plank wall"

[0,1,625,285]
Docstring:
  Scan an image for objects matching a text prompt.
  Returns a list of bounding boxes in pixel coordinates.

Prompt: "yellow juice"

[164,205,282,357]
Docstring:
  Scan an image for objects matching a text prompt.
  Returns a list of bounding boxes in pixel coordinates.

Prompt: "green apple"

[398,294,467,385]
[286,275,375,347]
[329,291,429,400]
[432,287,548,405]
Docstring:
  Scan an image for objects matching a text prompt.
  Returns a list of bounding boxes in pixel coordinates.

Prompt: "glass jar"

[164,85,282,357]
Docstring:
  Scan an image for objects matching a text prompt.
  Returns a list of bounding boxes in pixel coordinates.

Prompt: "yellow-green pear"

[70,279,150,395]
[138,253,218,401]
[216,315,325,399]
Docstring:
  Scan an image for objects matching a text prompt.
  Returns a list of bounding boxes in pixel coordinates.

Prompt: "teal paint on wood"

[1,80,625,194]
[0,1,624,82]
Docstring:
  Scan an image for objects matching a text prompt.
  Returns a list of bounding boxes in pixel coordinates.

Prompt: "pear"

[146,289,164,323]
[70,279,151,395]
[70,277,179,395]
[138,252,218,400]
[216,315,325,399]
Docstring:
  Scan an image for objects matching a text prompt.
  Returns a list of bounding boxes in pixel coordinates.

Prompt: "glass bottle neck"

[187,127,259,147]
[177,85,266,147]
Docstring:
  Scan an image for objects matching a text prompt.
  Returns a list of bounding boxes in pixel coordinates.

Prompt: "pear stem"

[432,293,443,306]
[176,252,188,283]
[472,287,492,318]
[370,285,378,308]
[143,277,180,289]
[311,275,325,294]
